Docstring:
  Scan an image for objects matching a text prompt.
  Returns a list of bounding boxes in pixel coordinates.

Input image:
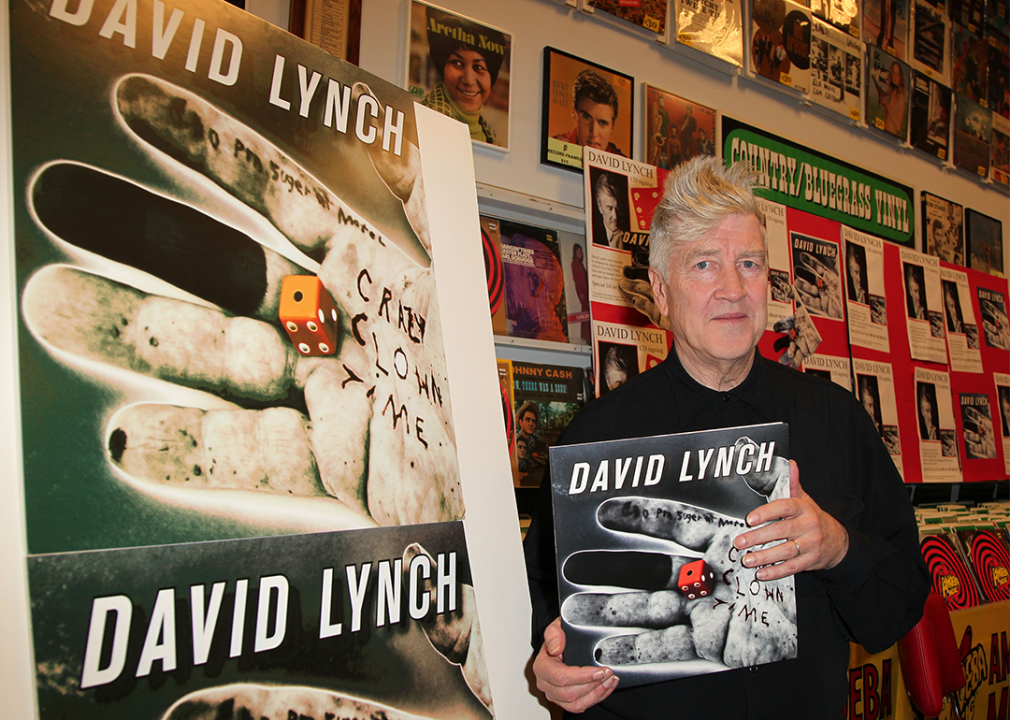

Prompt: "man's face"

[443,49,491,114]
[908,271,921,301]
[861,389,876,419]
[848,251,861,284]
[920,394,933,426]
[516,439,527,459]
[575,98,615,149]
[650,214,768,378]
[520,410,537,435]
[596,188,619,235]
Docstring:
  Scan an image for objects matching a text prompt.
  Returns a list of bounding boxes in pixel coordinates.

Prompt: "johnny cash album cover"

[550,423,796,687]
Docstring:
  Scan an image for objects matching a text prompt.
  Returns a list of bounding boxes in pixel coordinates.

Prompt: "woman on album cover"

[422,6,507,145]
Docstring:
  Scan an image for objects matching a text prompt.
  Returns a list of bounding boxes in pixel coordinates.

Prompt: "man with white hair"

[524,156,928,719]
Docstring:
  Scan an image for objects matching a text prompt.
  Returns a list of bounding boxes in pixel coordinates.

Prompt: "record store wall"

[353,0,1007,268]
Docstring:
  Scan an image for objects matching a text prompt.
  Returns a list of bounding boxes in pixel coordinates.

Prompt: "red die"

[677,559,715,600]
[279,275,338,356]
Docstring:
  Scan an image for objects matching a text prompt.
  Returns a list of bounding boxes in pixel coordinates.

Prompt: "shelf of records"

[428,0,1010,185]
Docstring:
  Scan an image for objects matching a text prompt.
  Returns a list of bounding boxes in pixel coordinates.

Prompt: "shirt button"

[749,666,759,673]
[722,394,732,402]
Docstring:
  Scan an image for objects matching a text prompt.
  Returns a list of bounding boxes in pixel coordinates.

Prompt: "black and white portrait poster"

[853,359,905,477]
[843,227,889,353]
[977,285,1010,350]
[583,151,672,397]
[27,524,493,720]
[550,423,796,687]
[759,198,794,331]
[909,72,952,161]
[900,248,948,364]
[750,0,813,93]
[940,266,983,374]
[921,192,964,266]
[909,0,949,84]
[809,17,863,121]
[808,0,861,38]
[914,368,961,481]
[791,233,844,321]
[994,373,1010,476]
[674,0,745,66]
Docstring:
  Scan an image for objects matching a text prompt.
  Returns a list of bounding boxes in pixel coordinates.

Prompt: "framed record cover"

[989,38,1010,118]
[750,0,813,93]
[953,93,993,178]
[951,23,989,105]
[541,48,634,172]
[864,0,909,60]
[644,85,717,170]
[587,0,669,34]
[909,0,949,84]
[866,46,911,141]
[966,209,1005,276]
[809,17,863,120]
[992,113,1010,186]
[406,1,513,150]
[675,0,745,66]
[909,71,952,159]
[921,192,965,266]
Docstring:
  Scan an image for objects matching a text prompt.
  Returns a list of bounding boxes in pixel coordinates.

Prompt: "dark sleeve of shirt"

[801,388,931,653]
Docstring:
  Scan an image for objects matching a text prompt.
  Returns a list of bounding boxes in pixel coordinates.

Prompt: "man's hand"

[532,618,619,714]
[733,461,850,581]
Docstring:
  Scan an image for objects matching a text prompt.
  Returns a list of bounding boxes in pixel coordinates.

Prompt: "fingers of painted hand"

[162,682,433,720]
[736,440,791,501]
[534,621,618,713]
[596,496,741,551]
[618,277,670,329]
[351,82,429,250]
[117,73,386,259]
[22,266,299,403]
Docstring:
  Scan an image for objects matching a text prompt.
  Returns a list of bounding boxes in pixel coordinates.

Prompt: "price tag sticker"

[643,14,662,32]
[875,117,886,130]
[678,32,693,45]
[849,107,861,121]
[781,73,793,87]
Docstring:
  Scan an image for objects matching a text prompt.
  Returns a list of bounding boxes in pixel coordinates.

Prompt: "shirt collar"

[663,345,774,426]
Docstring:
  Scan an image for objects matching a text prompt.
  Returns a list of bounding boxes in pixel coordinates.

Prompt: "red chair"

[897,592,966,719]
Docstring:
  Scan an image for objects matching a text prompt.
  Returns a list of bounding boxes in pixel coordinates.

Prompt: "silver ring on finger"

[793,539,802,558]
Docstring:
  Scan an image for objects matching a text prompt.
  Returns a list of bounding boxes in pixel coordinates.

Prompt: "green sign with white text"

[722,118,915,246]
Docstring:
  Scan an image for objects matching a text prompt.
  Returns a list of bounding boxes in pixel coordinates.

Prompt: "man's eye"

[696,260,710,270]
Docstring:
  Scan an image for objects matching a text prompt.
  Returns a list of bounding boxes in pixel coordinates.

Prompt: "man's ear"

[648,267,670,318]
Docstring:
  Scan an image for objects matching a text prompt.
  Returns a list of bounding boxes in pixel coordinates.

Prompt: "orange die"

[279,275,338,356]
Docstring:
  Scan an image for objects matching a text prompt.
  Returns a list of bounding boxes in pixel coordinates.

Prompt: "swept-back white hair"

[649,156,765,276]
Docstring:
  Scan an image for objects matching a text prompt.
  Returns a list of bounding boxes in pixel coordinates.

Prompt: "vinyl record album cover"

[551,423,796,687]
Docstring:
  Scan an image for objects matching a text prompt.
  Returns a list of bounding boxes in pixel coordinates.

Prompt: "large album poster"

[921,192,965,266]
[808,0,861,38]
[809,17,863,121]
[406,1,512,150]
[863,0,909,60]
[674,0,745,66]
[8,1,498,717]
[991,112,1010,186]
[584,150,672,396]
[549,423,797,687]
[559,230,592,345]
[909,72,952,161]
[966,209,1005,277]
[989,40,1010,118]
[750,0,813,94]
[951,23,989,104]
[866,45,911,142]
[27,524,493,720]
[644,85,717,171]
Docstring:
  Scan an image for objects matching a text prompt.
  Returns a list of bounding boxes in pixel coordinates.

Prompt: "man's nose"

[716,266,747,301]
